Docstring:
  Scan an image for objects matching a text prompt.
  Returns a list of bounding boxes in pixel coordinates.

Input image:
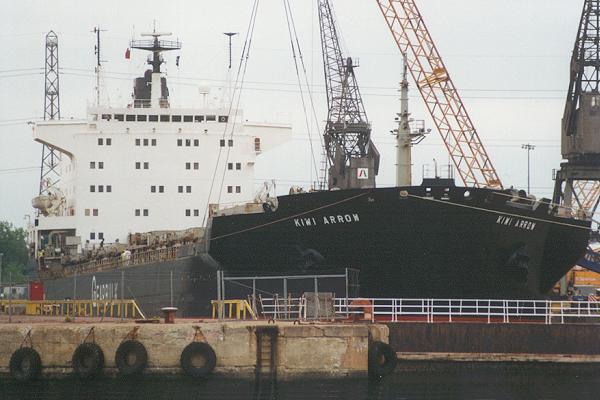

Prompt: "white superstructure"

[31,31,291,255]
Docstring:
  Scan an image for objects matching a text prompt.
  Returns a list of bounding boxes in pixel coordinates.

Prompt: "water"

[2,364,600,400]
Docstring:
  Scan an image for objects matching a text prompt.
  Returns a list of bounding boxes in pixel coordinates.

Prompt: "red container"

[29,281,44,301]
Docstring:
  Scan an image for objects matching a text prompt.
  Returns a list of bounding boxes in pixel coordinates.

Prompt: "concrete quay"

[0,318,389,380]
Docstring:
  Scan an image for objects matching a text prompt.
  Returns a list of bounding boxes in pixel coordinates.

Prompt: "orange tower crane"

[375,0,503,189]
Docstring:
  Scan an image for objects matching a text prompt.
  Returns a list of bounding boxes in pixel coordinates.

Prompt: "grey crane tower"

[553,0,600,216]
[318,0,380,190]
[39,31,61,195]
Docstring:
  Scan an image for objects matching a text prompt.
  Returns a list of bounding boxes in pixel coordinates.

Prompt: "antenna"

[40,31,61,195]
[92,26,107,106]
[223,32,238,105]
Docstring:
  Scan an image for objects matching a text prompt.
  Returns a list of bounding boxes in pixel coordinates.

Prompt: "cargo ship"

[29,24,592,316]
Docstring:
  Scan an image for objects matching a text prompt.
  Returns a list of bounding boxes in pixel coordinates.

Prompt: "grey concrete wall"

[0,322,388,380]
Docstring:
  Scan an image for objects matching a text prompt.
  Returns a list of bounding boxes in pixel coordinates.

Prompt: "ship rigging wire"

[283,0,322,184]
[202,0,261,226]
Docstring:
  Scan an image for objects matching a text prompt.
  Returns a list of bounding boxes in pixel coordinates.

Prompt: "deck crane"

[554,0,600,217]
[318,0,380,190]
[375,0,502,189]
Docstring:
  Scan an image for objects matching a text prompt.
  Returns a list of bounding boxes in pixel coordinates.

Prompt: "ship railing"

[0,299,146,320]
[256,296,306,321]
[39,244,200,279]
[334,298,600,324]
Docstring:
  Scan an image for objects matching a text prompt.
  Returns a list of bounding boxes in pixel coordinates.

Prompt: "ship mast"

[395,53,427,186]
[130,28,181,108]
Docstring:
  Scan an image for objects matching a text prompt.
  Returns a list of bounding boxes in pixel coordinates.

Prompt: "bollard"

[161,307,178,323]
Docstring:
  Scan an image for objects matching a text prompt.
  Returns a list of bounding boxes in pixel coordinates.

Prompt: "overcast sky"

[0,0,583,228]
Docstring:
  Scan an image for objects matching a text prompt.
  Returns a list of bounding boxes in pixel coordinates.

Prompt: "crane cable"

[283,0,322,186]
[203,0,261,226]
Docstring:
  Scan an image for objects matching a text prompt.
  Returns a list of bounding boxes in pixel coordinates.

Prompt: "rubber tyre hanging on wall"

[115,340,147,376]
[72,343,105,379]
[368,341,397,378]
[9,348,42,382]
[180,342,217,378]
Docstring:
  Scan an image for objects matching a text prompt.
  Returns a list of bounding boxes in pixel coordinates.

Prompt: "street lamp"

[522,144,536,194]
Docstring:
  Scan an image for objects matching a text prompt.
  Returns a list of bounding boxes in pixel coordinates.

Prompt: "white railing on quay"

[257,297,600,324]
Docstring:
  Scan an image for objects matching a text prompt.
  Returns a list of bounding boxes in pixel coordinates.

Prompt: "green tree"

[0,221,29,284]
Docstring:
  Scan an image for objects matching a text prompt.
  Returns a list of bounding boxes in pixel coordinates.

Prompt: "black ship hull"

[208,184,591,299]
[41,256,218,318]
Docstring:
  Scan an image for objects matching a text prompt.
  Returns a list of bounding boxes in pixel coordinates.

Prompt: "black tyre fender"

[180,342,217,378]
[368,341,397,377]
[9,348,42,382]
[115,340,147,376]
[72,342,105,379]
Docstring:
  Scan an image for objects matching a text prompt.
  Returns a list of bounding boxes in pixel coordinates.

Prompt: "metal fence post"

[8,272,12,323]
[121,270,124,321]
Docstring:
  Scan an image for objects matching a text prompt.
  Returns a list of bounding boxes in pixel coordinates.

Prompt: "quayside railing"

[255,297,600,325]
[0,299,146,320]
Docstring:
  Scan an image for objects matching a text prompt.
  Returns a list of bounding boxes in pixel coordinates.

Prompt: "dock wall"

[0,322,388,379]
[388,323,600,362]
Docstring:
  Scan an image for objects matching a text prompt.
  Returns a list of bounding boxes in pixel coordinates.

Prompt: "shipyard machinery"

[553,0,600,216]
[318,0,380,190]
[375,0,503,190]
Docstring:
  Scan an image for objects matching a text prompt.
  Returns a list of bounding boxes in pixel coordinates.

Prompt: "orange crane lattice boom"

[375,0,502,189]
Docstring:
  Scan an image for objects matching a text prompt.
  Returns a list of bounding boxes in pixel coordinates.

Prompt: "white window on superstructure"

[151,139,157,146]
[93,209,99,216]
[98,232,104,240]
[194,139,199,147]
[85,209,90,216]
[125,115,135,122]
[151,186,156,193]
[135,209,141,216]
[143,209,149,216]
[186,162,191,170]
[90,232,96,240]
[185,209,191,217]
[143,139,149,146]
[186,186,192,193]
[220,139,225,147]
[98,138,104,146]
[107,185,112,193]
[194,209,200,217]
[236,186,241,194]
[185,139,191,147]
[228,139,233,147]
[106,138,112,146]
[149,115,158,122]
[90,162,96,169]
[193,162,199,170]
[178,186,183,193]
[137,115,147,122]
[160,115,170,122]
[228,163,233,170]
[207,115,216,122]
[115,114,125,121]
[159,186,164,193]
[143,162,149,170]
[236,163,241,170]
[172,115,182,122]
[136,139,141,146]
[227,186,233,193]
[177,139,183,147]
[184,115,193,122]
[90,185,95,193]
[98,162,104,169]
[135,162,141,169]
[98,185,104,193]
